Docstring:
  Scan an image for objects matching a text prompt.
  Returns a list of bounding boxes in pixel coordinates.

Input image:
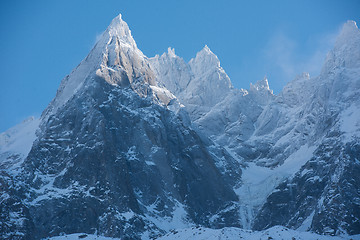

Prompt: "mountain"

[150,20,360,235]
[149,45,233,121]
[1,15,359,239]
[1,14,242,240]
[252,21,360,235]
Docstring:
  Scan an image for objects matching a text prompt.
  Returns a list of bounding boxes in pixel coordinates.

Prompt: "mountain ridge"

[1,14,359,239]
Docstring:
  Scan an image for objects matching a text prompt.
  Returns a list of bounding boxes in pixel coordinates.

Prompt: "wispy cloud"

[262,28,339,87]
[91,31,105,49]
[95,32,104,43]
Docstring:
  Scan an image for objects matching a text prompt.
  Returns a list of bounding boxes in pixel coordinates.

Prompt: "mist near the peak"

[260,28,339,92]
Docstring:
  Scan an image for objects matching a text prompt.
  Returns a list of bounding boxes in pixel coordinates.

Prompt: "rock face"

[1,14,242,240]
[24,83,240,239]
[253,138,360,235]
[251,21,360,235]
[0,15,359,239]
[149,19,360,235]
[149,45,233,121]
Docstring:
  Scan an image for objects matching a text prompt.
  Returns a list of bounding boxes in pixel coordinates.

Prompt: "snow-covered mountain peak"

[106,14,137,48]
[279,72,314,107]
[180,45,233,109]
[201,44,212,53]
[250,77,272,93]
[322,20,360,72]
[42,14,152,120]
[166,47,177,58]
[335,20,359,47]
[247,77,274,106]
[190,45,221,70]
[2,13,360,239]
[197,45,217,58]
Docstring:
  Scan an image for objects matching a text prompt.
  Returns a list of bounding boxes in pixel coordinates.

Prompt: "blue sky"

[0,0,359,132]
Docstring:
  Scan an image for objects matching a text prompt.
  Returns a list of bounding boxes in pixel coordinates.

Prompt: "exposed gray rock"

[1,14,359,240]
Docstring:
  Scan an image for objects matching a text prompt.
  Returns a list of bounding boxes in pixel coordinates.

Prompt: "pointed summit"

[197,45,216,58]
[342,20,358,32]
[202,44,211,53]
[250,77,272,93]
[190,45,221,72]
[106,14,137,48]
[167,47,176,58]
[335,20,360,48]
[43,14,147,119]
[322,20,360,72]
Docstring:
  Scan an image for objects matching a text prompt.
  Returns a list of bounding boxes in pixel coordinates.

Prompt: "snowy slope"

[46,226,359,240]
[0,116,39,173]
[1,14,360,239]
[45,234,117,240]
[235,144,316,229]
[157,226,358,240]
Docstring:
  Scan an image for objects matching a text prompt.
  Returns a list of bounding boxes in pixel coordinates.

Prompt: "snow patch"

[297,210,315,232]
[145,199,190,232]
[0,116,40,174]
[157,225,353,240]
[340,104,360,142]
[235,144,316,228]
[43,233,119,240]
[44,226,357,240]
[0,116,39,156]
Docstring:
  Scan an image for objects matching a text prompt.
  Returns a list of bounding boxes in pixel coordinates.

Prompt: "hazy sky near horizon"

[0,0,359,132]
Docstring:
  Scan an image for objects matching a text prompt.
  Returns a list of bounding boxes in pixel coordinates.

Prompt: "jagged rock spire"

[322,20,360,72]
[105,14,137,48]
